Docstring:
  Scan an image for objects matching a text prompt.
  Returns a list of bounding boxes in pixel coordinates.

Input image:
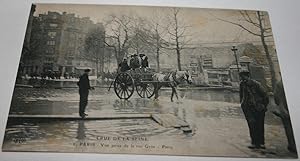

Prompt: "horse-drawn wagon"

[110,68,193,101]
[111,69,156,99]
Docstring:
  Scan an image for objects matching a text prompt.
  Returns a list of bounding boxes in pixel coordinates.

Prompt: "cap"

[84,69,91,72]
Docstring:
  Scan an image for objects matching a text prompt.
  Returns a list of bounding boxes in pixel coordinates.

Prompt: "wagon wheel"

[114,72,134,99]
[136,82,155,98]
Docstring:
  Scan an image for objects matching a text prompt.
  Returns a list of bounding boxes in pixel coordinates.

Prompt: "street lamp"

[231,46,239,73]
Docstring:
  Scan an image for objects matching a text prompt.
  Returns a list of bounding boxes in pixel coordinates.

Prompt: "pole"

[231,46,239,73]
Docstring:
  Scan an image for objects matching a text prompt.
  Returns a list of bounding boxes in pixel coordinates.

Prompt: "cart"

[112,69,156,99]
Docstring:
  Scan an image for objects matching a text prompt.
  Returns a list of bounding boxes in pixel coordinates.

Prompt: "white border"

[0,0,300,161]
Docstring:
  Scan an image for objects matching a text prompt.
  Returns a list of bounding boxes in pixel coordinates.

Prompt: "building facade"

[21,11,105,77]
[182,42,279,87]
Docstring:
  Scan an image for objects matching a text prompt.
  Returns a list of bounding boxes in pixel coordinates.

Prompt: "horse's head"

[185,70,193,84]
[176,70,192,85]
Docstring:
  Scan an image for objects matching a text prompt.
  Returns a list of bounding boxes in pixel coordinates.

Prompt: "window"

[47,41,55,45]
[49,23,58,28]
[48,32,56,38]
[44,57,54,63]
[208,73,218,79]
[44,63,53,66]
[46,48,54,54]
[67,60,72,65]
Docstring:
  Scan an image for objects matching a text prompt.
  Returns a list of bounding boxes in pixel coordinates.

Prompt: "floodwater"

[8,87,239,115]
[2,87,294,158]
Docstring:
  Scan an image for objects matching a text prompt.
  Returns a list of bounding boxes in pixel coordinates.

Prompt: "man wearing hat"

[239,69,269,149]
[139,54,149,69]
[130,54,141,70]
[77,68,94,118]
[118,58,130,72]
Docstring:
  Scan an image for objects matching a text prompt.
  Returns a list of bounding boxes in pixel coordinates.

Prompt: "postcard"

[2,3,297,158]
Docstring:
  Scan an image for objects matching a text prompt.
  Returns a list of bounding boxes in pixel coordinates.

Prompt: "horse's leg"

[157,85,162,99]
[171,87,174,102]
[174,86,179,100]
[154,83,158,99]
[170,84,177,102]
[154,83,161,100]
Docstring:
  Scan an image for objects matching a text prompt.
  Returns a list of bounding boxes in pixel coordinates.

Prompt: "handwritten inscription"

[12,138,26,144]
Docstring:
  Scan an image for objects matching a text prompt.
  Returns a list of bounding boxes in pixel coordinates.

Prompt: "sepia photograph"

[1,3,297,158]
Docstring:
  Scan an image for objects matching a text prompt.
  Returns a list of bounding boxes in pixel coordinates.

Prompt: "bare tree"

[84,26,105,77]
[145,17,169,72]
[218,11,276,90]
[126,14,169,72]
[104,14,132,65]
[128,16,151,56]
[167,8,193,71]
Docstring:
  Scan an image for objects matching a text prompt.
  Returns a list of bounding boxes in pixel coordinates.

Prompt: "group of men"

[118,54,149,72]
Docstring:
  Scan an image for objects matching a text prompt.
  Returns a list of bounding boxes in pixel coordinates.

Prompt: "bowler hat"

[84,69,91,72]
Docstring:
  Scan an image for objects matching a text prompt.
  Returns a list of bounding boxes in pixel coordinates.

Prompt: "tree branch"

[217,18,261,37]
[240,11,260,28]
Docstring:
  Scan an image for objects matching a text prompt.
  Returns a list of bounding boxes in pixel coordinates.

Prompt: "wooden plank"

[181,127,193,133]
[151,114,190,128]
[151,114,164,126]
[141,81,171,83]
[15,84,34,88]
[8,114,152,121]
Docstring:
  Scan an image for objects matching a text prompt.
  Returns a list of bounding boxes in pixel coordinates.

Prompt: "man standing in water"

[239,70,269,149]
[77,69,94,118]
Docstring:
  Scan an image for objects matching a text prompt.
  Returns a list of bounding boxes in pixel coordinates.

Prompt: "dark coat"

[130,56,141,69]
[119,60,130,72]
[77,73,91,92]
[141,56,149,68]
[240,79,269,112]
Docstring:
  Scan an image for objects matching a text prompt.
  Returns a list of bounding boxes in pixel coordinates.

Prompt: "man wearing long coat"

[77,69,93,118]
[239,70,269,149]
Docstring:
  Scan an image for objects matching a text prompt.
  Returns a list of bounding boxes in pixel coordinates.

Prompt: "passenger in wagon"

[140,54,149,69]
[129,54,141,70]
[118,58,130,72]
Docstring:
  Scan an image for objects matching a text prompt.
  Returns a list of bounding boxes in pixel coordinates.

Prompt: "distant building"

[19,4,36,77]
[20,11,105,76]
[182,42,279,87]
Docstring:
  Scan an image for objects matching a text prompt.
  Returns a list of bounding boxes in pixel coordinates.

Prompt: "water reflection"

[76,120,86,140]
[159,88,239,103]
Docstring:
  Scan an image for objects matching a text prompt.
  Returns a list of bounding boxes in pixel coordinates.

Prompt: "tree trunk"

[261,36,276,90]
[156,47,160,72]
[258,11,276,90]
[177,48,181,71]
[96,59,99,78]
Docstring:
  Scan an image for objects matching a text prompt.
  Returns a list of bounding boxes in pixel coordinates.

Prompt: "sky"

[34,3,275,45]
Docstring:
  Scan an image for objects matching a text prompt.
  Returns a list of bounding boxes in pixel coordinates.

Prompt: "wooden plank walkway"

[8,113,192,132]
[151,114,189,128]
[8,114,152,120]
[152,114,192,133]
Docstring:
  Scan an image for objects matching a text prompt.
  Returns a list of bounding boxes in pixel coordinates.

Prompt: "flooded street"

[2,87,295,158]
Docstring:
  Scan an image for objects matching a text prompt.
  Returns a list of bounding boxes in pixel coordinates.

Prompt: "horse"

[152,70,192,102]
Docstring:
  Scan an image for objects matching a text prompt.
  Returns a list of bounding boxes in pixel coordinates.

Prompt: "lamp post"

[231,46,239,73]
